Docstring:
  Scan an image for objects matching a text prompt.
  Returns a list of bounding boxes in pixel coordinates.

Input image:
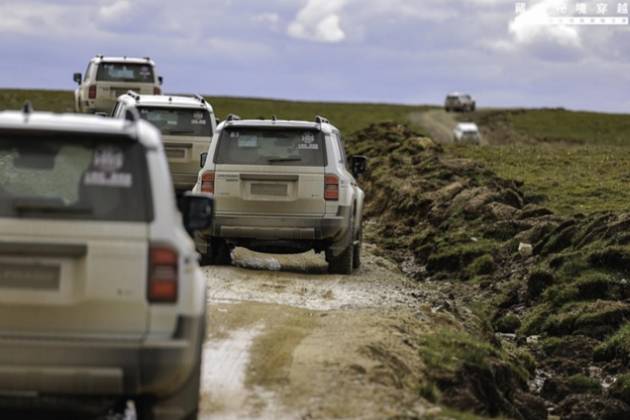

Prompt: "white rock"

[518,242,533,258]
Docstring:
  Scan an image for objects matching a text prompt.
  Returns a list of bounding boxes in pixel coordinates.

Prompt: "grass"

[447,143,630,216]
[509,109,630,147]
[0,88,430,137]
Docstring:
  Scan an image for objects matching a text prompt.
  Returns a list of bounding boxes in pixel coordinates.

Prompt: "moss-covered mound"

[346,122,630,419]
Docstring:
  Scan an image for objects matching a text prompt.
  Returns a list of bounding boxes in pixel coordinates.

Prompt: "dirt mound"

[346,122,630,419]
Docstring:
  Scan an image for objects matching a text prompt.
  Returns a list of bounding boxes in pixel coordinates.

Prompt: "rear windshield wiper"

[13,200,93,216]
[267,158,302,163]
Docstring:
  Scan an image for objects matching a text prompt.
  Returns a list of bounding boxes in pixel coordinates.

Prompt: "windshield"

[214,127,326,166]
[96,62,155,83]
[0,134,153,222]
[138,107,213,137]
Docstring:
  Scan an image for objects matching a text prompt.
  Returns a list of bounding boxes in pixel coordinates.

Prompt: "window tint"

[0,133,153,222]
[214,127,326,167]
[138,107,213,137]
[96,63,155,83]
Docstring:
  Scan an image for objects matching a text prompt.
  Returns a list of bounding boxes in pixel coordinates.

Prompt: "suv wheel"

[327,221,355,275]
[352,226,362,270]
[200,238,232,266]
[136,316,206,420]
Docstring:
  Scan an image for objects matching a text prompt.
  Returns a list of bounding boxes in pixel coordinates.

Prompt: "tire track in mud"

[198,247,443,419]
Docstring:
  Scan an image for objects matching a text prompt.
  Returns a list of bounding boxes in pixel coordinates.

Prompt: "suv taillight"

[88,85,97,99]
[201,171,215,193]
[153,86,161,95]
[324,174,339,201]
[148,246,178,303]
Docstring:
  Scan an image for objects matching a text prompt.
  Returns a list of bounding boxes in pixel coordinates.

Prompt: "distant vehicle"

[73,55,163,114]
[0,105,210,419]
[193,115,367,274]
[114,92,217,194]
[453,122,481,144]
[445,93,476,112]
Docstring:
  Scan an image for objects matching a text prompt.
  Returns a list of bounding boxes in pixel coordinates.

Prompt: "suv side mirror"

[179,192,213,235]
[73,73,82,84]
[200,152,208,168]
[349,155,367,178]
[158,76,164,85]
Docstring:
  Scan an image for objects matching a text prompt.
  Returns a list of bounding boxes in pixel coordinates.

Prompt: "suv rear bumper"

[0,315,203,398]
[211,206,351,242]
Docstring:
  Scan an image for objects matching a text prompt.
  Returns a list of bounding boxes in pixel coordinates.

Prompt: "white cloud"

[508,0,582,50]
[98,0,131,22]
[288,0,346,43]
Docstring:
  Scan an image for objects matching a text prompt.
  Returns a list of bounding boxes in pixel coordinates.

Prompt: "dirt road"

[408,110,458,144]
[198,246,443,419]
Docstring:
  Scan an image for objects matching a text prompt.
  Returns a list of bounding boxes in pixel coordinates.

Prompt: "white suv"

[0,104,210,419]
[193,115,367,274]
[113,93,217,194]
[444,92,476,112]
[73,55,163,114]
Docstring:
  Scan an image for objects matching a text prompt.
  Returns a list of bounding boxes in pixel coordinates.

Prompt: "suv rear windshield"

[0,133,153,222]
[138,107,213,137]
[214,127,326,166]
[96,63,155,83]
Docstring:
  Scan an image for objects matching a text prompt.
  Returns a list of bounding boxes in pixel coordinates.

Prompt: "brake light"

[153,86,161,95]
[201,171,215,193]
[88,85,97,99]
[324,174,339,201]
[148,246,178,303]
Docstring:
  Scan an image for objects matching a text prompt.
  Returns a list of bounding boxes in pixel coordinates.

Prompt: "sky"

[1,0,630,112]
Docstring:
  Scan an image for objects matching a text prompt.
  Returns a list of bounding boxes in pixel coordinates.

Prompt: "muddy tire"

[199,238,232,266]
[352,226,362,270]
[136,315,205,420]
[328,243,354,275]
[328,219,355,275]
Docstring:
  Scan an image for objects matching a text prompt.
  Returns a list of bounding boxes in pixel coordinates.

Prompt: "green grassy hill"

[2,88,630,216]
[0,89,430,136]
[448,108,630,216]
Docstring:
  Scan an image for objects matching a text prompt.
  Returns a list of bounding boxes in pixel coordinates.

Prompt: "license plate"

[112,88,139,97]
[251,183,288,196]
[165,148,187,159]
[0,264,60,290]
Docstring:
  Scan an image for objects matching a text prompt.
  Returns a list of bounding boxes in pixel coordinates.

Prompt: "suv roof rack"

[315,115,329,124]
[194,94,206,104]
[226,114,241,122]
[126,90,140,101]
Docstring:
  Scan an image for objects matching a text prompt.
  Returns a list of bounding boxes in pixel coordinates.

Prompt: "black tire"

[199,238,232,266]
[352,226,362,270]
[136,316,206,420]
[328,220,355,275]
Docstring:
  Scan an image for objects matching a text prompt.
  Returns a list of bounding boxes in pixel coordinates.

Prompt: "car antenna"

[22,101,33,121]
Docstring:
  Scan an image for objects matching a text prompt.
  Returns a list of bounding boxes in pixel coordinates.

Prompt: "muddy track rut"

[198,246,445,419]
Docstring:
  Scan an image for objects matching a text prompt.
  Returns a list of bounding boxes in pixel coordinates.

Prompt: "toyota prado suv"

[193,115,367,274]
[444,92,476,112]
[73,55,163,115]
[113,92,216,194]
[0,105,211,419]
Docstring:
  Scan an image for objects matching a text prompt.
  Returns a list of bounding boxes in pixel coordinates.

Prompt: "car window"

[96,63,155,83]
[214,127,326,167]
[84,63,92,82]
[334,132,347,166]
[0,133,153,222]
[138,107,213,137]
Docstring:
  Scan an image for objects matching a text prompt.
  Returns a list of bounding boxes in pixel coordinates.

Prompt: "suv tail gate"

[0,132,154,340]
[0,226,149,339]
[210,126,326,216]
